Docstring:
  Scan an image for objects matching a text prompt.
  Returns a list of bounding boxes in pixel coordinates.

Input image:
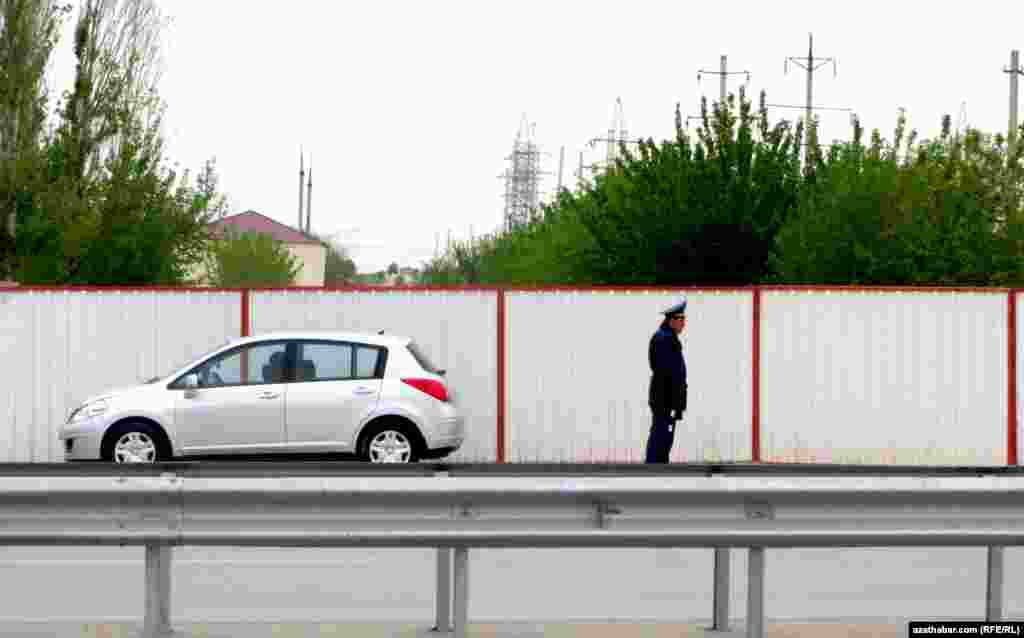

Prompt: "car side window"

[355,346,383,379]
[297,342,353,382]
[190,342,289,388]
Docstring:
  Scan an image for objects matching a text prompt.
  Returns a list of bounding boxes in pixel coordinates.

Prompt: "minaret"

[305,154,312,233]
[298,147,305,229]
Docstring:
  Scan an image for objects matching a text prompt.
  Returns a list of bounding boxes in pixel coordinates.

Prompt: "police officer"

[645,300,688,463]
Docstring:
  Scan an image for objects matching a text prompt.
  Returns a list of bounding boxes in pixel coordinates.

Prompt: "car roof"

[232,331,412,348]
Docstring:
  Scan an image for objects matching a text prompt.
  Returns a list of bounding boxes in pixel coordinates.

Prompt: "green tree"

[770,111,1024,285]
[204,229,301,287]
[453,89,803,286]
[10,0,228,285]
[307,231,356,285]
[0,0,71,277]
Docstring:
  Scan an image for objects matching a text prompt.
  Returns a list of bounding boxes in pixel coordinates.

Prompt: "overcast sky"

[44,1,1024,273]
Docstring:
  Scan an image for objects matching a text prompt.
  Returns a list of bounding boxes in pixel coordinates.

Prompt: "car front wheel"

[102,422,170,464]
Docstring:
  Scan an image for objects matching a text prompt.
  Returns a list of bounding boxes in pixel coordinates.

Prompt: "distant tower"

[607,97,628,167]
[500,114,543,233]
[955,101,968,144]
[297,147,305,229]
[305,155,312,234]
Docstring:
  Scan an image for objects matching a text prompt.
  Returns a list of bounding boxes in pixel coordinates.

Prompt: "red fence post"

[497,288,506,463]
[241,289,251,337]
[752,286,762,463]
[1009,291,1017,466]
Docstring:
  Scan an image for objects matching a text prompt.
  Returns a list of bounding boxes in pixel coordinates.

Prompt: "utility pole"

[697,55,750,108]
[557,145,565,195]
[786,33,837,164]
[1006,50,1022,159]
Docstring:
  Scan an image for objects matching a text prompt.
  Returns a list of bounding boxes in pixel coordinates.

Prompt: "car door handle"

[258,391,280,400]
[354,387,376,395]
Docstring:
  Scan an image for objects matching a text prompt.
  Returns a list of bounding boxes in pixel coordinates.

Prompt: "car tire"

[101,421,171,464]
[358,420,423,464]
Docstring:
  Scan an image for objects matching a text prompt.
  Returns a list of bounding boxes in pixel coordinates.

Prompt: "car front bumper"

[58,418,109,461]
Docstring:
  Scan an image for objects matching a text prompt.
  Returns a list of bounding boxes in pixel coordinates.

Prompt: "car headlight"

[68,399,109,423]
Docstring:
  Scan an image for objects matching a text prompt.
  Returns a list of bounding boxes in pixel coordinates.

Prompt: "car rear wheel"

[360,422,422,463]
[102,421,170,464]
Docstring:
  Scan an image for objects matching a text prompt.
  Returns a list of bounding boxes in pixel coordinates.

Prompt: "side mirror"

[183,373,199,389]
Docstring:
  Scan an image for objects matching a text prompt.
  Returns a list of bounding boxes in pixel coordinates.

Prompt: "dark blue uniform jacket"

[648,322,687,415]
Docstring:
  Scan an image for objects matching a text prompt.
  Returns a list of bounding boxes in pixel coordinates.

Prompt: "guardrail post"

[747,547,765,638]
[433,547,452,632]
[144,544,172,637]
[453,547,470,638]
[987,546,1004,621]
[712,547,730,631]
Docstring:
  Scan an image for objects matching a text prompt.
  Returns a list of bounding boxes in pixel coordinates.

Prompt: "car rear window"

[407,342,440,374]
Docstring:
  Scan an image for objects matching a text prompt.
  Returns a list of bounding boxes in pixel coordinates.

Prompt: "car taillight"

[402,378,449,402]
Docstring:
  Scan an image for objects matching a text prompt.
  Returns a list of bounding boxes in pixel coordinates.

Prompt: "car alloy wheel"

[368,429,413,463]
[113,431,158,463]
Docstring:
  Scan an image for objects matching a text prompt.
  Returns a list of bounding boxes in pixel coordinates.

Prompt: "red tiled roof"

[211,210,322,245]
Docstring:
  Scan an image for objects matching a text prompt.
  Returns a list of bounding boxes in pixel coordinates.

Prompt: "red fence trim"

[752,287,762,463]
[497,289,507,463]
[1,286,247,293]
[759,285,1009,294]
[240,285,755,293]
[243,285,506,293]
[4,283,1011,294]
[1010,291,1018,466]
[501,286,752,293]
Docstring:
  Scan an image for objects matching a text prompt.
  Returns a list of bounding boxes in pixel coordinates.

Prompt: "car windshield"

[144,340,233,383]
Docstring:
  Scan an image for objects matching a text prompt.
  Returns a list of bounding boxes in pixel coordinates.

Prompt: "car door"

[284,340,384,451]
[172,340,289,454]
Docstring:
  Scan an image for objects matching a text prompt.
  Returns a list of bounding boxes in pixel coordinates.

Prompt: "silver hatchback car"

[58,331,464,463]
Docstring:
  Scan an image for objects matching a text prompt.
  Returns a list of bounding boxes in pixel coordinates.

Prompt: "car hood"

[79,384,154,405]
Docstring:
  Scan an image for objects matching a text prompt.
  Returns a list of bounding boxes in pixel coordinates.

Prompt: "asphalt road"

[0,620,913,637]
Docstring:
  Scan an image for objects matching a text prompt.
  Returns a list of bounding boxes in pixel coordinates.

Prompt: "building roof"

[211,210,323,245]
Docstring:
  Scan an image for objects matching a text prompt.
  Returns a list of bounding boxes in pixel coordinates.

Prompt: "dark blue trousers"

[644,411,676,463]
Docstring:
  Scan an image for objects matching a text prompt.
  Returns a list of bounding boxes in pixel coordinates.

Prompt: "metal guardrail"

[3,460,1023,476]
[1,464,1022,637]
